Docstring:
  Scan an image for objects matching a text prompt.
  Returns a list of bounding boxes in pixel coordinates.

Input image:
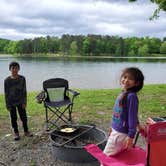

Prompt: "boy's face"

[10,66,19,77]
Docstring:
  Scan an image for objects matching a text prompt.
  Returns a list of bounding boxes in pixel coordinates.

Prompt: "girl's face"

[121,72,138,91]
[10,66,19,78]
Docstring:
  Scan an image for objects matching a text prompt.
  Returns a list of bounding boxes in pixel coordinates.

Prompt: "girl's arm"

[126,94,139,148]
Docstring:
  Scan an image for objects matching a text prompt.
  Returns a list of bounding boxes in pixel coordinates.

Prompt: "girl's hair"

[121,67,144,92]
[120,67,144,105]
[9,61,20,70]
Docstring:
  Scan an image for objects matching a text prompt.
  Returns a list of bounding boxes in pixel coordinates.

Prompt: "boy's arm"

[4,79,11,110]
[22,77,27,107]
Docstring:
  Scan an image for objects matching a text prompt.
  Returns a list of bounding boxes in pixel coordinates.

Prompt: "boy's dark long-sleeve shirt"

[4,75,27,110]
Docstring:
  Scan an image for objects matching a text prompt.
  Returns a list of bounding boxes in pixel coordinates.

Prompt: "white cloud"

[0,0,165,40]
[96,22,133,35]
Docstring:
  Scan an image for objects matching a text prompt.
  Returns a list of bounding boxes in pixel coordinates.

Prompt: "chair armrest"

[36,91,46,103]
[67,89,80,97]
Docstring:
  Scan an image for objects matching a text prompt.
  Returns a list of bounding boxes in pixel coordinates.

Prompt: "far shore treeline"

[0,34,166,57]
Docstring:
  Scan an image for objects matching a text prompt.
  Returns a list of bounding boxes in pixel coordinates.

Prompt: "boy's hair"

[9,61,20,70]
[121,67,144,93]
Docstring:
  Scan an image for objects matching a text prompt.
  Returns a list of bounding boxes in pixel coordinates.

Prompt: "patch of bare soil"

[0,121,145,166]
[0,129,101,166]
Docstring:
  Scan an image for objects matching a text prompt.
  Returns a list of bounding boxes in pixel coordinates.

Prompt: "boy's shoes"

[24,131,33,137]
[14,133,20,141]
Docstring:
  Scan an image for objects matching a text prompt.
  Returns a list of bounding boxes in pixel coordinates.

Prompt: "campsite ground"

[0,122,146,166]
[0,84,165,166]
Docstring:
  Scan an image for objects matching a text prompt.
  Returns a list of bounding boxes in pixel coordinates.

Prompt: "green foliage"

[138,44,149,56]
[4,41,18,54]
[160,41,166,53]
[82,38,91,55]
[148,38,161,53]
[69,41,78,55]
[0,38,10,52]
[115,37,125,57]
[0,35,165,57]
[60,34,73,55]
[128,49,135,57]
[129,0,166,19]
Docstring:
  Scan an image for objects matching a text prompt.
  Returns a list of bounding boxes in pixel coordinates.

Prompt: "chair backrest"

[146,121,166,166]
[43,78,69,102]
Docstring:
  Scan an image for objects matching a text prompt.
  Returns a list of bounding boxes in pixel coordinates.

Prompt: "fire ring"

[50,124,107,163]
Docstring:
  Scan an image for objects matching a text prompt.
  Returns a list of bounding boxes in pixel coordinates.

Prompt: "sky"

[0,0,166,40]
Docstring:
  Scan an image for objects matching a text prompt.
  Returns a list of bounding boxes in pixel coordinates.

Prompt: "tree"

[129,38,142,55]
[148,38,161,54]
[128,49,135,57]
[0,38,10,52]
[4,41,18,54]
[18,39,33,54]
[129,0,166,19]
[60,34,72,55]
[115,37,125,56]
[160,41,166,54]
[74,35,84,55]
[82,38,91,55]
[69,41,78,55]
[138,44,149,56]
[46,36,60,53]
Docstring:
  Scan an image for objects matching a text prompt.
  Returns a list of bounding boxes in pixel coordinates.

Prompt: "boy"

[4,61,33,140]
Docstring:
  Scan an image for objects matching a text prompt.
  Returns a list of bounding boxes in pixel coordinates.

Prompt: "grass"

[0,84,166,136]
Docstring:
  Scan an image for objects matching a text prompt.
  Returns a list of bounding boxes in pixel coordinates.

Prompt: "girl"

[103,67,144,157]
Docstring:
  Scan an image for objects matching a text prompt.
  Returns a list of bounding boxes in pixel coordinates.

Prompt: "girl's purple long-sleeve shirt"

[111,92,139,138]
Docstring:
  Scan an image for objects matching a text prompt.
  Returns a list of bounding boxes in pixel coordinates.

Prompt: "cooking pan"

[58,125,79,136]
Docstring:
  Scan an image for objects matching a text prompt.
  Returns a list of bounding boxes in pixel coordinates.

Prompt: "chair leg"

[44,104,74,129]
[45,107,50,131]
[146,144,150,166]
[68,104,74,122]
[44,124,50,131]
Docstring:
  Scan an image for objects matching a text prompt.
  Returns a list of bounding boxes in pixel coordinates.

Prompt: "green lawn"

[0,84,165,136]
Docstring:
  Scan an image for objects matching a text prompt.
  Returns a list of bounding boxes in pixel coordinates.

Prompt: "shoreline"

[0,83,166,95]
[0,53,166,59]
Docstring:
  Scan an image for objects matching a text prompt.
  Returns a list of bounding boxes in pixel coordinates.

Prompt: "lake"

[0,56,166,93]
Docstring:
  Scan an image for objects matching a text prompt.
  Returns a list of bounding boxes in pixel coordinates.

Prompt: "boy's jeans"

[9,104,28,133]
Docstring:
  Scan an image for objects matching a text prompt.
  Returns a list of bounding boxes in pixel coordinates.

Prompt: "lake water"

[0,56,166,93]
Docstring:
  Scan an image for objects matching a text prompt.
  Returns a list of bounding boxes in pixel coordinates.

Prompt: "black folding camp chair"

[42,78,80,130]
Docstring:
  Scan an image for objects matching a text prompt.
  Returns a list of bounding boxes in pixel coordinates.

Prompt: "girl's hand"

[138,123,144,131]
[124,136,133,150]
[138,123,147,137]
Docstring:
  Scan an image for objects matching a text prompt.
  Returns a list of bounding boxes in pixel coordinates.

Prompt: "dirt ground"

[0,121,146,166]
[0,129,102,166]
